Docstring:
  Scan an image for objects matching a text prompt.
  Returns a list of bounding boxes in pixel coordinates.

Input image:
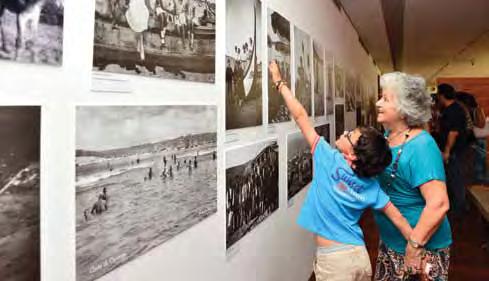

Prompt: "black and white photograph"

[287,131,312,200]
[226,140,279,249]
[267,9,291,123]
[326,61,334,115]
[335,104,345,139]
[356,105,363,127]
[345,72,356,112]
[357,80,367,126]
[315,123,330,143]
[313,40,325,117]
[225,0,262,130]
[76,106,217,281]
[294,26,312,116]
[366,86,378,127]
[0,0,63,65]
[93,0,216,83]
[334,64,344,98]
[0,107,40,281]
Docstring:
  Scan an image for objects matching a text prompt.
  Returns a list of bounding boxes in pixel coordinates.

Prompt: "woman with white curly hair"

[373,72,452,281]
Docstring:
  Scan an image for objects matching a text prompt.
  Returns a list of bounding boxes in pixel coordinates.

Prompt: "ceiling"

[339,0,489,81]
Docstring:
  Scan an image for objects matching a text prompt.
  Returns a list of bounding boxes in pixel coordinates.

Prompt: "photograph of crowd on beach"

[75,105,217,281]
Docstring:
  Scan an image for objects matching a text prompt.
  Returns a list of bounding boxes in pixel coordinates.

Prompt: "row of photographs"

[0,0,216,82]
[1,0,375,99]
[226,0,377,130]
[0,104,379,281]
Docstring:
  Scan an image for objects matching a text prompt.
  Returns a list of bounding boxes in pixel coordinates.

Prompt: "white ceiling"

[339,0,489,80]
[403,0,489,80]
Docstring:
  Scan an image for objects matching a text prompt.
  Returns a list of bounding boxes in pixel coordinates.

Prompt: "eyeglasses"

[343,130,355,147]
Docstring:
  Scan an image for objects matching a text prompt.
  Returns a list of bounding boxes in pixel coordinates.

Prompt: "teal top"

[373,130,452,254]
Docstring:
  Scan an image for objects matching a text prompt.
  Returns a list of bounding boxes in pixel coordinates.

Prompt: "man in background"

[437,83,469,218]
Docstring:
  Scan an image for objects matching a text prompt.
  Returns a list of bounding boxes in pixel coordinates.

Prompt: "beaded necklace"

[386,129,412,189]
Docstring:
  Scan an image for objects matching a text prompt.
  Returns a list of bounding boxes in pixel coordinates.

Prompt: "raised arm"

[269,60,318,148]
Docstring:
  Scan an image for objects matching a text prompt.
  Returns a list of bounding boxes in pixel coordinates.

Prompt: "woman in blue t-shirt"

[374,72,452,281]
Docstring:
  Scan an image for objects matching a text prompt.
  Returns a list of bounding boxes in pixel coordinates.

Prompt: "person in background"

[473,118,489,183]
[374,73,451,281]
[437,84,469,218]
[456,91,487,183]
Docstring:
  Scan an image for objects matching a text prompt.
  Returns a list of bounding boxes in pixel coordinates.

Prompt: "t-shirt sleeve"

[372,183,390,210]
[312,136,336,166]
[408,137,446,188]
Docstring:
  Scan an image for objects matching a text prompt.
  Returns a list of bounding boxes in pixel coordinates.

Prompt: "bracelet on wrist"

[408,237,424,249]
[275,80,286,91]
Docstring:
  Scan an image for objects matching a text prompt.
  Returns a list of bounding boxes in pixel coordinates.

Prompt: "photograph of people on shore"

[315,123,330,143]
[0,107,40,281]
[287,131,312,200]
[294,26,312,116]
[226,140,279,249]
[335,104,345,139]
[267,9,291,124]
[93,0,216,82]
[345,72,356,112]
[326,61,334,115]
[0,0,63,65]
[76,105,217,281]
[313,40,325,117]
[334,64,344,98]
[225,0,262,130]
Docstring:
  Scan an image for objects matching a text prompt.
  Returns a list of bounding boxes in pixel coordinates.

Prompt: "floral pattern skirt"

[374,241,450,281]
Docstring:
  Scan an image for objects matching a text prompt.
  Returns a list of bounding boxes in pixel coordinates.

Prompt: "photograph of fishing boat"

[92,0,216,83]
[225,0,262,130]
[75,105,217,281]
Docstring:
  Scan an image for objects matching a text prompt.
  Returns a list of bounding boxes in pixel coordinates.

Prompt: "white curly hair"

[380,72,432,127]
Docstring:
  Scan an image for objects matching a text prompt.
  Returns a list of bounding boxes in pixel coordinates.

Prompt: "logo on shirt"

[331,168,366,202]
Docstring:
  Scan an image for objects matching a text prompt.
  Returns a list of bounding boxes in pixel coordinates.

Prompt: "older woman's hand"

[404,243,423,275]
[268,60,282,84]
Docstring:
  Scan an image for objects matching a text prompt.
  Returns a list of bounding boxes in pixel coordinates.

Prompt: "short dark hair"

[352,127,392,178]
[437,83,456,100]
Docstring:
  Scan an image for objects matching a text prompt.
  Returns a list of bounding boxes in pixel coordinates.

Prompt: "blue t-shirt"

[297,137,390,246]
[373,130,452,254]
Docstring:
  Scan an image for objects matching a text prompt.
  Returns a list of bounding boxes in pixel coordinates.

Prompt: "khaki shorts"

[314,244,372,281]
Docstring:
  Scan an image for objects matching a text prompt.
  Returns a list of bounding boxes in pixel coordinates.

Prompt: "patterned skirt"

[374,241,450,281]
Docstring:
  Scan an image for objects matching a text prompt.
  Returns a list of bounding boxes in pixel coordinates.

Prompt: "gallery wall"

[0,0,379,281]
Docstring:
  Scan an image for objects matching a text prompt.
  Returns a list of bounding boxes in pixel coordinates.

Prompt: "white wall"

[0,0,378,280]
